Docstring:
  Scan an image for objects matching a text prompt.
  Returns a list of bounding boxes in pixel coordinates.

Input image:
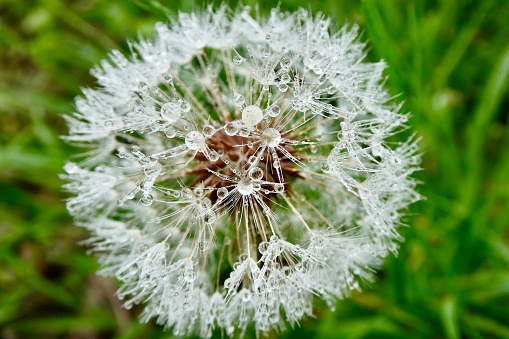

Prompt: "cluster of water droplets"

[63,6,421,338]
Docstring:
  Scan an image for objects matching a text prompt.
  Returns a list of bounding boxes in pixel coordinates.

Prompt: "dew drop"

[321,161,330,173]
[203,210,216,224]
[242,105,263,126]
[239,127,250,137]
[163,74,173,85]
[185,131,206,151]
[237,178,254,196]
[280,57,292,69]
[261,128,281,147]
[217,187,228,200]
[258,241,270,254]
[278,83,288,92]
[164,127,176,138]
[202,125,216,138]
[268,105,281,117]
[160,102,181,124]
[233,54,245,65]
[180,101,191,112]
[280,73,291,83]
[181,187,193,199]
[310,144,318,154]
[207,150,220,162]
[140,194,153,206]
[249,167,264,181]
[274,183,284,193]
[224,122,238,136]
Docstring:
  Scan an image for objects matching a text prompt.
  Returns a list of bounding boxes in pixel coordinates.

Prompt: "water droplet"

[242,105,263,126]
[258,241,270,254]
[224,122,238,136]
[163,74,173,85]
[202,125,216,137]
[280,73,291,83]
[164,127,176,138]
[138,81,149,91]
[160,102,181,124]
[280,57,292,69]
[239,127,250,137]
[217,187,228,200]
[248,167,264,181]
[237,178,254,195]
[270,235,278,242]
[233,92,245,107]
[278,83,288,92]
[261,128,281,147]
[203,210,216,224]
[321,161,330,172]
[185,131,206,151]
[181,187,193,199]
[233,53,245,65]
[207,150,220,162]
[268,105,281,117]
[140,194,153,206]
[180,101,191,112]
[310,144,318,154]
[194,187,205,197]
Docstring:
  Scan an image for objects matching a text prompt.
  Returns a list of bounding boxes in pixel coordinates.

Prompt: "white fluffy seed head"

[63,5,421,338]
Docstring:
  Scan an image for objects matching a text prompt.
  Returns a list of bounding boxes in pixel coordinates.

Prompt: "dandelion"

[63,5,421,338]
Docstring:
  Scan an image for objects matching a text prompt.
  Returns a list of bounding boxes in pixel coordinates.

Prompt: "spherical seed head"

[63,5,421,338]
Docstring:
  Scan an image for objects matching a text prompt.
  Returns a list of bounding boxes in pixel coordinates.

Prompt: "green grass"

[1,0,508,338]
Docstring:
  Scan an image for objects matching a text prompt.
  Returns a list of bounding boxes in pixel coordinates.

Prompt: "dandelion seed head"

[63,5,421,338]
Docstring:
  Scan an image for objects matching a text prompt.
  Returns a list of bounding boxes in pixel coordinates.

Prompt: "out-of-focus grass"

[1,0,508,338]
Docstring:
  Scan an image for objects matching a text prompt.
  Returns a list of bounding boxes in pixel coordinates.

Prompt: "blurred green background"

[1,0,508,338]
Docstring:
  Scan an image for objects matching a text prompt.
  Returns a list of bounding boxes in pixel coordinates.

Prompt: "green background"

[1,0,508,338]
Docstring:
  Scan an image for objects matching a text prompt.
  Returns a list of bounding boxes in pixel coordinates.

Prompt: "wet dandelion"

[63,5,421,338]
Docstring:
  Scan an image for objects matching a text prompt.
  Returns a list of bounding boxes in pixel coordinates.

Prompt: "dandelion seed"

[63,5,421,338]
